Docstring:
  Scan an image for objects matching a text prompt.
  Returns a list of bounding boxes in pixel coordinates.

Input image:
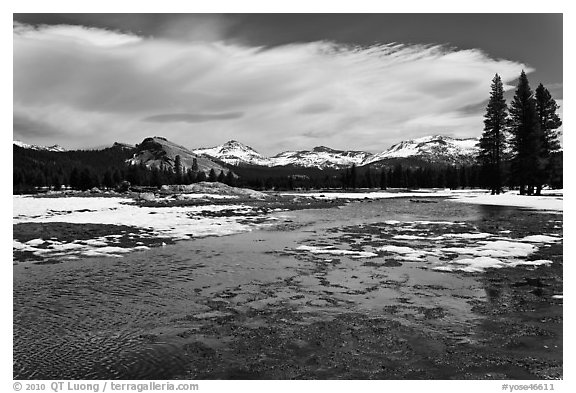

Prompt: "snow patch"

[450,190,562,212]
[435,257,553,273]
[377,245,418,254]
[296,245,378,258]
[25,238,45,246]
[521,235,561,243]
[13,195,275,261]
[443,240,536,259]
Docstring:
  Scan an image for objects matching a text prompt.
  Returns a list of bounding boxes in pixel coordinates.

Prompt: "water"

[13,198,562,379]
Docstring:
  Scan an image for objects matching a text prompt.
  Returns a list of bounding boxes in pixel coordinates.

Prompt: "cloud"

[13,112,65,139]
[13,23,535,153]
[14,22,141,47]
[143,112,244,123]
[297,103,334,115]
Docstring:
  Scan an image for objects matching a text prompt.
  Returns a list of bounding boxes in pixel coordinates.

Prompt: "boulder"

[160,182,268,199]
[138,192,156,201]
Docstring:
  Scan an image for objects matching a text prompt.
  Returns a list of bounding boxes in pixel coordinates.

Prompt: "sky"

[13,14,563,154]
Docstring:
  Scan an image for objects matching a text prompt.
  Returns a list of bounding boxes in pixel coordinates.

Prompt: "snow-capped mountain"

[13,140,66,152]
[270,146,372,169]
[364,135,479,166]
[193,136,478,169]
[129,137,230,174]
[193,141,372,169]
[192,140,271,166]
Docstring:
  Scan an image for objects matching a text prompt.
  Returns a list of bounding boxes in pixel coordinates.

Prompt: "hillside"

[129,137,231,175]
[364,135,478,166]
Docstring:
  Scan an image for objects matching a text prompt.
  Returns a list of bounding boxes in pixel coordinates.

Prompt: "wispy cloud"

[14,23,533,153]
[143,112,244,123]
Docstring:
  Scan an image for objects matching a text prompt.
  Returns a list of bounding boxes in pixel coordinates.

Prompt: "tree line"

[234,163,484,191]
[13,140,496,194]
[478,71,562,195]
[13,147,237,193]
[13,141,486,193]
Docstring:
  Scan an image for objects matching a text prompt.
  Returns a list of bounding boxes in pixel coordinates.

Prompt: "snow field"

[13,196,273,260]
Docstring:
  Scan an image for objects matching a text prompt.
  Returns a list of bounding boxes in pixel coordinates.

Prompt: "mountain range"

[192,135,479,169]
[14,134,480,172]
[13,140,66,152]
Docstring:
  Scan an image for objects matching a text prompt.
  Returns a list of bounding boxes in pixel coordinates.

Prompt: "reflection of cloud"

[14,23,535,153]
[143,112,244,123]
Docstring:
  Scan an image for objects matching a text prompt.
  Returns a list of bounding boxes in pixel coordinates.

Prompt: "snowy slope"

[269,146,372,169]
[193,136,478,169]
[193,140,271,166]
[364,135,479,165]
[194,142,371,169]
[14,140,66,152]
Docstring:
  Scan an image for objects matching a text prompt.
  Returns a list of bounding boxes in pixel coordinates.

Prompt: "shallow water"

[13,198,562,379]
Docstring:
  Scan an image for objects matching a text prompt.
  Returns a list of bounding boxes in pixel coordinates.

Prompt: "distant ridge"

[14,140,66,152]
[14,134,480,171]
[192,135,479,169]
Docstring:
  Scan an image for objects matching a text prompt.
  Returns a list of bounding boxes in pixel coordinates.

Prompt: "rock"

[160,182,268,199]
[90,187,101,193]
[116,181,131,192]
[138,192,156,201]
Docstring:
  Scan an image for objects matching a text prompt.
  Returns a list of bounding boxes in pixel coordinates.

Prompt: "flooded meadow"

[13,194,563,379]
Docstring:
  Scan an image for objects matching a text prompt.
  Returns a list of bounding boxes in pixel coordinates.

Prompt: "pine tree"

[478,74,508,194]
[350,164,357,189]
[51,175,61,191]
[69,167,80,190]
[508,70,543,195]
[535,83,562,193]
[112,170,122,185]
[102,170,114,189]
[79,168,95,190]
[191,158,199,172]
[197,171,207,182]
[150,167,162,188]
[174,155,183,185]
[380,170,387,190]
[186,168,197,184]
[225,171,235,187]
[208,168,217,182]
[217,170,225,183]
[341,169,349,190]
[364,168,373,188]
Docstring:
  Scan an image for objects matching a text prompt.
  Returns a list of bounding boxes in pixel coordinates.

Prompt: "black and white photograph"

[11,8,564,384]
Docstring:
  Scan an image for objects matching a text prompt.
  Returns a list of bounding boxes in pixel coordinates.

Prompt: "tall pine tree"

[174,155,183,185]
[208,168,217,182]
[350,164,357,189]
[508,70,543,195]
[535,83,562,192]
[478,74,508,194]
